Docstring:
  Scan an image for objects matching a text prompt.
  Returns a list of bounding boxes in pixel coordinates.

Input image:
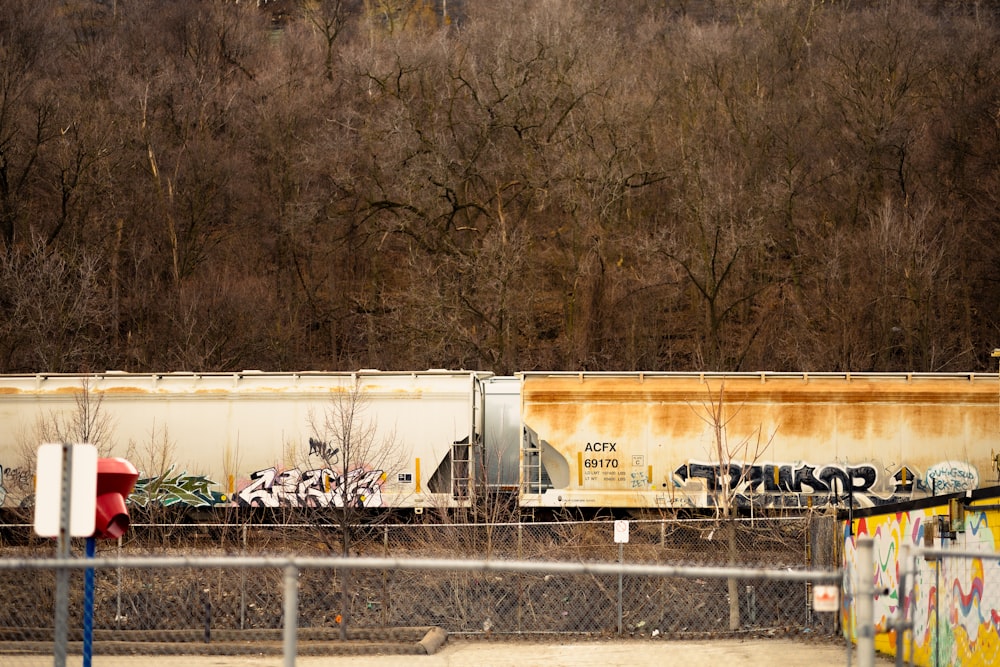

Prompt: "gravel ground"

[5,638,895,667]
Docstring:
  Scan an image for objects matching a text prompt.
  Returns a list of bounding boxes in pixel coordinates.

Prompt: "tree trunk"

[340,511,350,641]
[727,518,740,631]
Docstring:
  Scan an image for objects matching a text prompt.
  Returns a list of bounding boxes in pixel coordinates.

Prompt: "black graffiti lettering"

[848,465,877,492]
[793,465,828,493]
[817,466,849,495]
[308,437,340,461]
[675,460,899,505]
[674,462,716,489]
[758,464,794,493]
[723,463,742,489]
[744,465,766,491]
[674,462,754,491]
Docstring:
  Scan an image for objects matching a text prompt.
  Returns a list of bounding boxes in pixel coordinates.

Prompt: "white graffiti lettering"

[923,461,979,494]
[236,466,385,508]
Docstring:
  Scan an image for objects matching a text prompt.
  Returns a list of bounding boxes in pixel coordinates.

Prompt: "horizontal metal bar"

[0,554,842,582]
[906,546,1000,561]
[0,516,822,530]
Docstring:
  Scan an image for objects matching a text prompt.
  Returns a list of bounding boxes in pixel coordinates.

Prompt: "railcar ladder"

[522,426,544,494]
[451,436,472,499]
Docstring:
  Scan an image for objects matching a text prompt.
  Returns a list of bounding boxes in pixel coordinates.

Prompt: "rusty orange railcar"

[518,372,1000,510]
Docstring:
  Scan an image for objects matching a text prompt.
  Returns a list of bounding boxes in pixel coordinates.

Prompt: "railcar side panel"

[0,371,488,512]
[518,372,1000,510]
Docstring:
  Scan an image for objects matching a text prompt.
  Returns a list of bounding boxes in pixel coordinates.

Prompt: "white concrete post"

[283,564,299,667]
[856,538,875,667]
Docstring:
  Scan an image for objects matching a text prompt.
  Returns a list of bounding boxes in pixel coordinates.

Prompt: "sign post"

[83,458,139,667]
[34,443,98,667]
[33,446,137,667]
[614,520,629,635]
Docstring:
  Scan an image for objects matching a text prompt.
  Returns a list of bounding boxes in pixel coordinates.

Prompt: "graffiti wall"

[844,490,1000,666]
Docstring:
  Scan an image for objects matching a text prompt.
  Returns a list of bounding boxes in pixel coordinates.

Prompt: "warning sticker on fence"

[613,520,629,543]
[813,585,839,612]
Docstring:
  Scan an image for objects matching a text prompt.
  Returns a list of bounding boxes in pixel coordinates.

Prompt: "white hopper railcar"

[0,370,492,512]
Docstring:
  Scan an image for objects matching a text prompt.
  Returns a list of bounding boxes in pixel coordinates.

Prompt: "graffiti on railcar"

[235,466,386,508]
[673,459,979,508]
[0,465,34,508]
[131,467,219,507]
[308,436,339,460]
[923,461,979,495]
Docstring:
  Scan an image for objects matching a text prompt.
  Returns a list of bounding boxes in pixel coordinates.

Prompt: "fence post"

[382,525,389,626]
[517,522,523,634]
[115,536,123,627]
[857,538,875,667]
[54,442,74,667]
[283,563,299,667]
[894,544,912,667]
[617,542,623,635]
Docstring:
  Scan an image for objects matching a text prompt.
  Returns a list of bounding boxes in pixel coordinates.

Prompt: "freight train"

[0,370,998,515]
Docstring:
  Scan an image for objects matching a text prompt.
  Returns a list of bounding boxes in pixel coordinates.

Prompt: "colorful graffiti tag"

[131,467,220,507]
[0,453,984,514]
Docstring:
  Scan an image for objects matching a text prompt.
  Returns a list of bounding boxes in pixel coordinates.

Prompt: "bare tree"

[0,235,108,373]
[302,0,352,80]
[305,377,404,638]
[13,376,116,514]
[0,1,998,374]
[692,380,775,631]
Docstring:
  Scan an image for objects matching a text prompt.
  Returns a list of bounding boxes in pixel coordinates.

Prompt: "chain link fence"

[0,516,844,664]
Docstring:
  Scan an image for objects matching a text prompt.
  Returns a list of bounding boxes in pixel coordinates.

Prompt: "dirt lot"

[7,638,894,667]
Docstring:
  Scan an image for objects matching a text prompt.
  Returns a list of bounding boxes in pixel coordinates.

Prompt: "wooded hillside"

[1,0,998,374]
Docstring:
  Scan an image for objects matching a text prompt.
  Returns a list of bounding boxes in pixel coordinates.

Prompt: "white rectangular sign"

[33,443,98,538]
[813,585,840,612]
[614,519,629,544]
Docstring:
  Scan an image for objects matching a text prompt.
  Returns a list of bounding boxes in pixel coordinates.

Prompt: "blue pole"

[83,536,95,667]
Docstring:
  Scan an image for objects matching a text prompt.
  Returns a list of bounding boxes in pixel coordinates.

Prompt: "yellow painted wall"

[843,498,1000,666]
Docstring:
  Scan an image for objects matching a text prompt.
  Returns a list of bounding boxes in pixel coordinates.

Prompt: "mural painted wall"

[844,494,1000,666]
